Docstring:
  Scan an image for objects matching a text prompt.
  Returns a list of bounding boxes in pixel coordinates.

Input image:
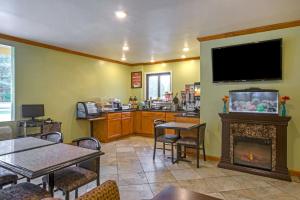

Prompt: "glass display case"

[229,88,279,114]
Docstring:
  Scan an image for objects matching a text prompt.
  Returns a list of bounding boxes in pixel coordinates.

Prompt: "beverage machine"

[181,82,200,111]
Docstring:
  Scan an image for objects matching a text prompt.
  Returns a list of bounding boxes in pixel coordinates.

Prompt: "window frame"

[146,72,171,100]
[0,44,15,122]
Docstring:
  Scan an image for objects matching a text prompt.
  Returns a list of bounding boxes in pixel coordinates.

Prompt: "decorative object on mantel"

[280,96,290,117]
[222,96,229,113]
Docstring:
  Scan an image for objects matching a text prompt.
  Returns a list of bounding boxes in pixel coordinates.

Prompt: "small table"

[0,143,104,196]
[155,122,202,163]
[0,137,55,156]
[151,186,221,200]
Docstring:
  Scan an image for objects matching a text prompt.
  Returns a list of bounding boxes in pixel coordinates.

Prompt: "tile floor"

[32,136,300,200]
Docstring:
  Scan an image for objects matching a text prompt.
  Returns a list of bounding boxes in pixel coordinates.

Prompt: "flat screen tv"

[22,104,44,120]
[212,39,282,82]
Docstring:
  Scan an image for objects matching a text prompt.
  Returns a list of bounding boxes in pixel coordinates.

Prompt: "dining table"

[155,121,203,162]
[151,186,221,200]
[0,138,104,196]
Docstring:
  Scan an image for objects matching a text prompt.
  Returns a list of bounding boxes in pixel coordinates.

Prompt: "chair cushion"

[42,166,97,192]
[176,137,198,146]
[157,134,179,143]
[0,167,18,186]
[77,180,120,200]
[0,182,51,200]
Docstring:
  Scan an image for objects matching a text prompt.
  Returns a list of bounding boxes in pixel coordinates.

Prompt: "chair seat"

[42,166,97,192]
[176,137,198,146]
[0,167,18,186]
[157,134,179,143]
[0,182,51,200]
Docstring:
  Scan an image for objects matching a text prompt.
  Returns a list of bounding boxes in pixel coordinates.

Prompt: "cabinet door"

[142,117,154,135]
[122,117,133,136]
[133,111,142,133]
[107,118,122,139]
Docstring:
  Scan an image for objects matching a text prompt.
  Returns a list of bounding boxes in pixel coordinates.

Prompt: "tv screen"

[22,104,45,118]
[212,39,282,82]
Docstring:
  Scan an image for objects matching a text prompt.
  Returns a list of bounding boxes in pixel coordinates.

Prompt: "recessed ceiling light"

[121,54,126,61]
[150,58,155,63]
[123,45,129,51]
[181,55,186,59]
[115,10,127,19]
[183,47,190,52]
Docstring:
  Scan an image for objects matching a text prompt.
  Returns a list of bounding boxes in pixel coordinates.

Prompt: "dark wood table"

[0,143,104,196]
[156,122,202,163]
[151,186,221,200]
[0,137,55,156]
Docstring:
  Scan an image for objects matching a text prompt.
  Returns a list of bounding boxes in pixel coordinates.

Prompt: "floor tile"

[145,170,176,183]
[170,169,201,181]
[118,172,148,186]
[119,184,153,200]
[149,182,180,196]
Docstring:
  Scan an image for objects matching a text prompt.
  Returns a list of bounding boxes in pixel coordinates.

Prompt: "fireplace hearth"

[219,113,291,181]
[233,136,272,170]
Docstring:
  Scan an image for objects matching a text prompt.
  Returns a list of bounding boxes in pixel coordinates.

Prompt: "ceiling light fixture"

[181,55,186,59]
[150,58,155,63]
[115,10,127,19]
[183,47,190,52]
[121,54,126,61]
[123,45,129,51]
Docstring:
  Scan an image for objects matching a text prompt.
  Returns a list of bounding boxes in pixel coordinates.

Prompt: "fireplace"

[233,136,272,170]
[218,113,291,181]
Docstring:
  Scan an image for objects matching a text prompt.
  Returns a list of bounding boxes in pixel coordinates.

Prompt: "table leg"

[48,172,54,196]
[90,121,94,137]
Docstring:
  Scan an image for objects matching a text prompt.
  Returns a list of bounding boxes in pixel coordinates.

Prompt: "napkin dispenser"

[77,101,101,119]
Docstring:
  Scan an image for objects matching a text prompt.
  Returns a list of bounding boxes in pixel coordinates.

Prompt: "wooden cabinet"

[133,111,142,133]
[141,111,166,136]
[107,118,122,139]
[122,112,133,136]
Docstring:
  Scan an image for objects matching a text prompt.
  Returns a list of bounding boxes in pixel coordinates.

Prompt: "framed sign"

[131,71,142,88]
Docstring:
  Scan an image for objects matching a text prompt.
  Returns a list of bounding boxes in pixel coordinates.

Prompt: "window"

[146,72,171,99]
[0,44,14,121]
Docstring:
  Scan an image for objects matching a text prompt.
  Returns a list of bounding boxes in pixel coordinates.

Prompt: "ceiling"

[0,0,300,64]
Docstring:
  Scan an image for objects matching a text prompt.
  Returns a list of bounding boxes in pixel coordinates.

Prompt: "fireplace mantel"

[218,113,291,181]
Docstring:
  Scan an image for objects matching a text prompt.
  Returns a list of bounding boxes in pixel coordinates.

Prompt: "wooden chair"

[0,167,18,189]
[42,137,101,200]
[153,119,179,163]
[0,182,51,200]
[40,131,63,143]
[41,180,119,200]
[176,123,206,168]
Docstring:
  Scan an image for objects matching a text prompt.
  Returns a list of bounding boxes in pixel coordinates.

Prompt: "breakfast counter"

[89,109,200,142]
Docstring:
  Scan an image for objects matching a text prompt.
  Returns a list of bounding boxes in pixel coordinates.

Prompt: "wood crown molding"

[197,19,300,42]
[129,56,200,66]
[0,33,199,66]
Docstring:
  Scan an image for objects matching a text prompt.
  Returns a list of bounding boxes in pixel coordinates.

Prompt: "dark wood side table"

[151,186,221,200]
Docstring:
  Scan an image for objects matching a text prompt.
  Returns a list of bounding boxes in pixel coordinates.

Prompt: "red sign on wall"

[131,71,142,88]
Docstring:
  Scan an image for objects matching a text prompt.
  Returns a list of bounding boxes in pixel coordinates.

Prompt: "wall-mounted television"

[212,39,282,83]
[22,104,44,120]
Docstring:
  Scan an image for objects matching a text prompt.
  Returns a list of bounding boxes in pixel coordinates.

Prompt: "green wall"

[0,38,132,142]
[130,60,200,100]
[200,26,300,171]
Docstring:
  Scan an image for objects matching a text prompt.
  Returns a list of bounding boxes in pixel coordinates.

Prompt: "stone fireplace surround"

[218,113,291,181]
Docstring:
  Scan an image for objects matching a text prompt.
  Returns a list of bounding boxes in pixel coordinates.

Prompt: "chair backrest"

[72,137,101,173]
[40,132,63,143]
[153,119,166,138]
[77,180,120,200]
[198,123,207,145]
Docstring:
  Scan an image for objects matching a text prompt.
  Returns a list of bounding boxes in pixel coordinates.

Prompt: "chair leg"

[176,144,181,163]
[0,185,2,189]
[171,143,174,163]
[183,146,187,158]
[196,147,200,168]
[75,189,78,198]
[26,178,30,182]
[203,146,206,161]
[163,142,165,155]
[65,191,69,200]
[153,140,157,160]
[42,182,47,190]
[97,177,100,186]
